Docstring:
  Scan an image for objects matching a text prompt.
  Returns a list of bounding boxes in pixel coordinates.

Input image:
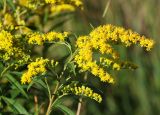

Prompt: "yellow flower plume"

[74,24,154,84]
[62,84,102,103]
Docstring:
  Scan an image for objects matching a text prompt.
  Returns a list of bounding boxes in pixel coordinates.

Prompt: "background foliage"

[0,0,159,115]
[59,0,160,115]
[75,0,160,115]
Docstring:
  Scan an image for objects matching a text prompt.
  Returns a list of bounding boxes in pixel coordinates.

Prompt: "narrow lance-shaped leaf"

[6,74,29,99]
[55,104,75,115]
[1,96,29,115]
[27,77,47,91]
[6,0,16,11]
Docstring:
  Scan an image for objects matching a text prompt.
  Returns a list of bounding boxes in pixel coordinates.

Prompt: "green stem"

[45,78,52,100]
[76,72,88,115]
[0,64,13,78]
[3,0,6,14]
[34,95,39,115]
[46,81,60,115]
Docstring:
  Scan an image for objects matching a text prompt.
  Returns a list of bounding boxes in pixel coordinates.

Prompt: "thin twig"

[76,98,82,115]
[3,0,6,14]
[102,0,111,18]
[76,72,88,115]
[46,81,60,115]
[34,95,38,115]
[45,78,52,100]
[1,64,13,78]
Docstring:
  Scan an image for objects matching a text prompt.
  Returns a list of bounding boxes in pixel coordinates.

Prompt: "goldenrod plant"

[0,0,155,115]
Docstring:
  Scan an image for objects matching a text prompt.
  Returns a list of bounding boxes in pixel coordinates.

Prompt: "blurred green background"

[60,0,160,115]
[0,0,159,114]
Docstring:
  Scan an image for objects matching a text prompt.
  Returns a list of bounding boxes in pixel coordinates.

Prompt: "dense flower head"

[21,58,49,84]
[45,0,83,7]
[0,30,30,62]
[27,31,69,45]
[0,30,14,60]
[62,84,102,103]
[17,0,83,13]
[45,0,83,13]
[90,24,154,51]
[0,30,13,51]
[74,36,115,83]
[51,4,75,13]
[74,24,154,84]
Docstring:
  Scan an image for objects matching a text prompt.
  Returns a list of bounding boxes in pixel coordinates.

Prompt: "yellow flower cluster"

[51,4,75,13]
[27,31,69,45]
[74,36,115,83]
[45,0,83,6]
[45,0,57,4]
[74,24,154,84]
[45,0,83,13]
[0,30,13,60]
[18,0,37,9]
[2,9,24,30]
[21,58,49,84]
[18,0,83,12]
[0,30,13,52]
[0,30,30,62]
[90,24,154,51]
[62,84,102,103]
[4,13,14,26]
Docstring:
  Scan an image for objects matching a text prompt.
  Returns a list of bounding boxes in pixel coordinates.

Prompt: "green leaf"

[55,104,75,115]
[6,74,28,99]
[27,77,47,91]
[67,62,76,75]
[52,95,66,107]
[9,71,23,77]
[0,62,4,73]
[43,8,49,24]
[6,0,16,11]
[1,96,29,115]
[0,0,3,5]
[45,43,70,60]
[10,89,22,99]
[0,97,3,109]
[52,95,75,115]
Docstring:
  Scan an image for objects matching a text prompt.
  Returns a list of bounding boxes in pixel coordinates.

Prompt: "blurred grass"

[61,0,160,115]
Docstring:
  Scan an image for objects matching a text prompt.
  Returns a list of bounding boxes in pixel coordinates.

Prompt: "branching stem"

[46,81,60,115]
[76,72,88,115]
[3,0,6,14]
